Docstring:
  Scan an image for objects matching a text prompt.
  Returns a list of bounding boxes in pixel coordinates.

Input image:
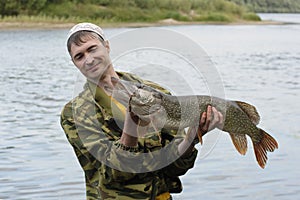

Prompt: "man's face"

[70,37,111,81]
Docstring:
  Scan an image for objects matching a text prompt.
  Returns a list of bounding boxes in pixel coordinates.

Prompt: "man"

[61,23,223,200]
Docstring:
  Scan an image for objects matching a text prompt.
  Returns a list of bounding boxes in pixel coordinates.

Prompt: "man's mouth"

[87,63,100,72]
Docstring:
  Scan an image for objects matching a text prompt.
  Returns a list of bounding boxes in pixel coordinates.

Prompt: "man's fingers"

[203,105,212,131]
[211,107,219,123]
[209,107,224,130]
[199,105,224,136]
[129,111,140,124]
[200,111,207,126]
[206,105,212,122]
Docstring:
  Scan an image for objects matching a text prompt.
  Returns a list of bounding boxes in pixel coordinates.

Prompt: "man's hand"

[186,105,224,145]
[179,105,224,157]
[198,105,224,136]
[120,110,149,147]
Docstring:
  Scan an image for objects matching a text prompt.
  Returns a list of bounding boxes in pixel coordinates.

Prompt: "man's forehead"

[70,38,99,54]
[71,37,101,50]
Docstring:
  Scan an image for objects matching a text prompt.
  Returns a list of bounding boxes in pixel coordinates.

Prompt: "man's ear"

[104,40,110,53]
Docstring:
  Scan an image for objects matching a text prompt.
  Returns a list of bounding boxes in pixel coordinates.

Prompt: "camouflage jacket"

[60,71,198,200]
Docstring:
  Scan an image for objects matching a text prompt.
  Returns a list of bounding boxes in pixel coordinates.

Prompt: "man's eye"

[74,55,83,61]
[89,47,97,52]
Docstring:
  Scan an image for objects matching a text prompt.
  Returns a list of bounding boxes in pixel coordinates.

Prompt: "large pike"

[113,78,278,169]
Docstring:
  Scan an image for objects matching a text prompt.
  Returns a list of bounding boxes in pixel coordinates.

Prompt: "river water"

[0,14,299,199]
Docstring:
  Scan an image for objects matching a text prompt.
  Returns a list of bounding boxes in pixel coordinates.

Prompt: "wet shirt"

[60,72,198,200]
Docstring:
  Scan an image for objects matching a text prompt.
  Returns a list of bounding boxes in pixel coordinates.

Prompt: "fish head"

[129,88,164,119]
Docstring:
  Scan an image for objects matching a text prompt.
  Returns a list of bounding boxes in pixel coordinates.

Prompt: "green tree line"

[0,0,261,23]
[228,0,300,13]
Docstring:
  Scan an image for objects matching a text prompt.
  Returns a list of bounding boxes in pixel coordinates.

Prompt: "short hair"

[67,31,105,54]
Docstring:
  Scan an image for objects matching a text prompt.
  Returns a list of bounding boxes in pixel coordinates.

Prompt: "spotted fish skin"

[126,83,278,169]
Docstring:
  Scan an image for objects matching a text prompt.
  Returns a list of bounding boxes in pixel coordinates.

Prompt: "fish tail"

[253,129,278,168]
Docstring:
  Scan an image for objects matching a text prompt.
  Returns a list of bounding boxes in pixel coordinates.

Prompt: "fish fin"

[253,129,279,169]
[229,133,248,155]
[235,101,260,125]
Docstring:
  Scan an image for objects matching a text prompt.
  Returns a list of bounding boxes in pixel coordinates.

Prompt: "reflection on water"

[259,13,300,24]
[1,14,300,199]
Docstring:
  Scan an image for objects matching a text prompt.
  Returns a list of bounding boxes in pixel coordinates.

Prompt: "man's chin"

[84,65,110,82]
[84,73,101,83]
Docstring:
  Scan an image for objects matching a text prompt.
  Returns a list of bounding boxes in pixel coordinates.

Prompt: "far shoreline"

[0,19,291,31]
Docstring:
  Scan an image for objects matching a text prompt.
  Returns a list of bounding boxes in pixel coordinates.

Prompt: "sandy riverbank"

[0,18,288,30]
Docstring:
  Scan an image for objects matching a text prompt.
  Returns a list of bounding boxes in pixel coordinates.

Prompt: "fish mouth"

[109,77,140,107]
[112,77,138,96]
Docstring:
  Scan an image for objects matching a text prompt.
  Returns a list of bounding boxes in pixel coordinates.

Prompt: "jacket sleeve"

[60,101,141,183]
[163,145,198,177]
[159,128,198,177]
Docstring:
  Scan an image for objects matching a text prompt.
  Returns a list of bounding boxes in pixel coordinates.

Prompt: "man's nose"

[84,54,94,66]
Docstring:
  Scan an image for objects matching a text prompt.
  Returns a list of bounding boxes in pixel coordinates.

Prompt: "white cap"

[67,22,106,42]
